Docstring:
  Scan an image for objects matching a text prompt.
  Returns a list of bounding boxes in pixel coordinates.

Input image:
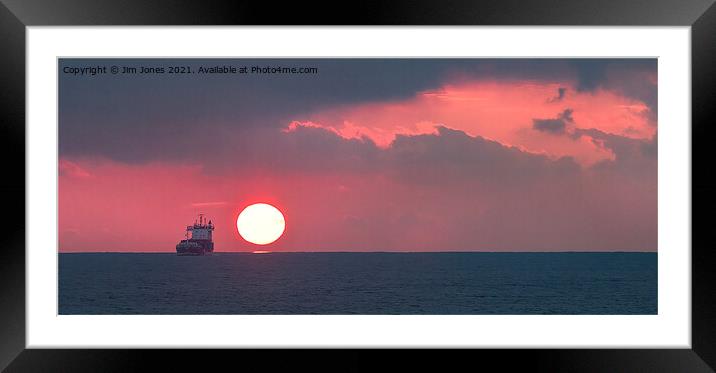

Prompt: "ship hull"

[176,239,214,256]
[177,251,210,256]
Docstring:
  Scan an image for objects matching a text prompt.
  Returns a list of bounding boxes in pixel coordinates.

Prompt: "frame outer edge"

[692,1,716,371]
[0,0,714,25]
[3,0,715,371]
[0,1,27,372]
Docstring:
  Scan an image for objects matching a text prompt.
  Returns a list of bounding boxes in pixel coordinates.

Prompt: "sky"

[58,58,657,252]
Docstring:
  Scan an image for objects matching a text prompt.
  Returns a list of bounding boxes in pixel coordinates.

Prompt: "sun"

[236,203,286,245]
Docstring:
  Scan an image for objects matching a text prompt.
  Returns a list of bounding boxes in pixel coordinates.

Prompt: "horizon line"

[58,250,658,254]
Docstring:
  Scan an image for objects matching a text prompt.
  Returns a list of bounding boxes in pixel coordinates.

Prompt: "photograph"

[58,58,658,315]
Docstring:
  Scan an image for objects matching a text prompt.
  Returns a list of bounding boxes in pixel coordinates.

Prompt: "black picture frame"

[1,0,714,371]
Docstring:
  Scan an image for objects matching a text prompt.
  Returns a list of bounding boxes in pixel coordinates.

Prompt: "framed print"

[2,0,715,371]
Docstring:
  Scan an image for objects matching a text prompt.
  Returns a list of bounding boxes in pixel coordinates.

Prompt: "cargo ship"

[176,214,214,256]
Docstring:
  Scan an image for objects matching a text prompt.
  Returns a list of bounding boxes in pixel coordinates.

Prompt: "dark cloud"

[573,128,657,178]
[60,120,657,252]
[532,109,574,134]
[58,58,457,161]
[386,126,579,186]
[236,124,584,187]
[571,60,608,92]
[568,59,657,123]
[528,104,657,178]
[69,117,582,190]
[548,87,567,102]
[603,63,658,125]
[59,58,657,162]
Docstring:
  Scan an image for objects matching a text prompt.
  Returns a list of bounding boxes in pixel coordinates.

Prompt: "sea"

[58,252,657,314]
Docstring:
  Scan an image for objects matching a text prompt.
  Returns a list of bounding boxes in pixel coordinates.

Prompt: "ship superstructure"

[176,214,215,256]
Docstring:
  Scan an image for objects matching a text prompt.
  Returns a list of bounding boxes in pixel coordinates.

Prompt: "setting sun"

[236,203,286,245]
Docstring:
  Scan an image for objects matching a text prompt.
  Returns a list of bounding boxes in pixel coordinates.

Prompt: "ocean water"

[58,252,657,314]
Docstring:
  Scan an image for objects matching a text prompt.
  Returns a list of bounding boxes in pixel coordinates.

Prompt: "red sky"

[59,59,657,252]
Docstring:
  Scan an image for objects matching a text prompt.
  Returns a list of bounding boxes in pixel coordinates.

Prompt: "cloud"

[386,126,579,187]
[532,109,574,134]
[59,59,657,166]
[548,87,567,102]
[571,60,608,92]
[59,159,92,178]
[573,127,657,178]
[60,122,656,252]
[213,123,582,186]
[190,201,228,208]
[287,80,654,167]
[568,59,657,125]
